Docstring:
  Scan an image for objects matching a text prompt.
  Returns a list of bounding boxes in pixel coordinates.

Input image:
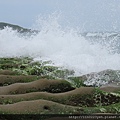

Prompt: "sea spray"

[0,14,120,76]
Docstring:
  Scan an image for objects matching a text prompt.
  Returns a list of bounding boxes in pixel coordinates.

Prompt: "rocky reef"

[0,57,119,119]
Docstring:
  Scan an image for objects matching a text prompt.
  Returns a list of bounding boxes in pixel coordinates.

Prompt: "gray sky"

[0,0,120,32]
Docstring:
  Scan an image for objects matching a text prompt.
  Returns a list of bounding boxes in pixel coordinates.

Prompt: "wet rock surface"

[0,57,119,119]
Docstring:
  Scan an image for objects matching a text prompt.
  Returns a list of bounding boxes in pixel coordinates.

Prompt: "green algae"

[0,57,74,79]
[68,76,86,88]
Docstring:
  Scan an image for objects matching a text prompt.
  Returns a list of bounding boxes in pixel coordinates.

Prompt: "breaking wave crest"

[0,14,120,75]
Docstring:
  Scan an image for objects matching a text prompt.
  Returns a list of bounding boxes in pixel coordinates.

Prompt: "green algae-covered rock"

[0,57,119,115]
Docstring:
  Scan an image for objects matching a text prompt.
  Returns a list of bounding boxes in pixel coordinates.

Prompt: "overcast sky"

[0,0,120,32]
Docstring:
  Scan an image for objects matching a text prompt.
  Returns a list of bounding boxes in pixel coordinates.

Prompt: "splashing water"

[0,14,120,75]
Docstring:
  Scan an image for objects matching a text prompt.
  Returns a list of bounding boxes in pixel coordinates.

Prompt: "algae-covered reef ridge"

[0,57,119,119]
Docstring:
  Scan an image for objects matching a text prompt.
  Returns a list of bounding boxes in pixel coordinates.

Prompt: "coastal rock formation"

[0,57,119,120]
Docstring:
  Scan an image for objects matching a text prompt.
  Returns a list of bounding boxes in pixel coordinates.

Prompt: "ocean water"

[0,15,120,76]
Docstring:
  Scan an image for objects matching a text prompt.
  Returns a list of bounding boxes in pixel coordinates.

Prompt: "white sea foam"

[0,14,120,75]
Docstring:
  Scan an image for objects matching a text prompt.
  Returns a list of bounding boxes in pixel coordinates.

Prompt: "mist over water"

[0,14,120,75]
